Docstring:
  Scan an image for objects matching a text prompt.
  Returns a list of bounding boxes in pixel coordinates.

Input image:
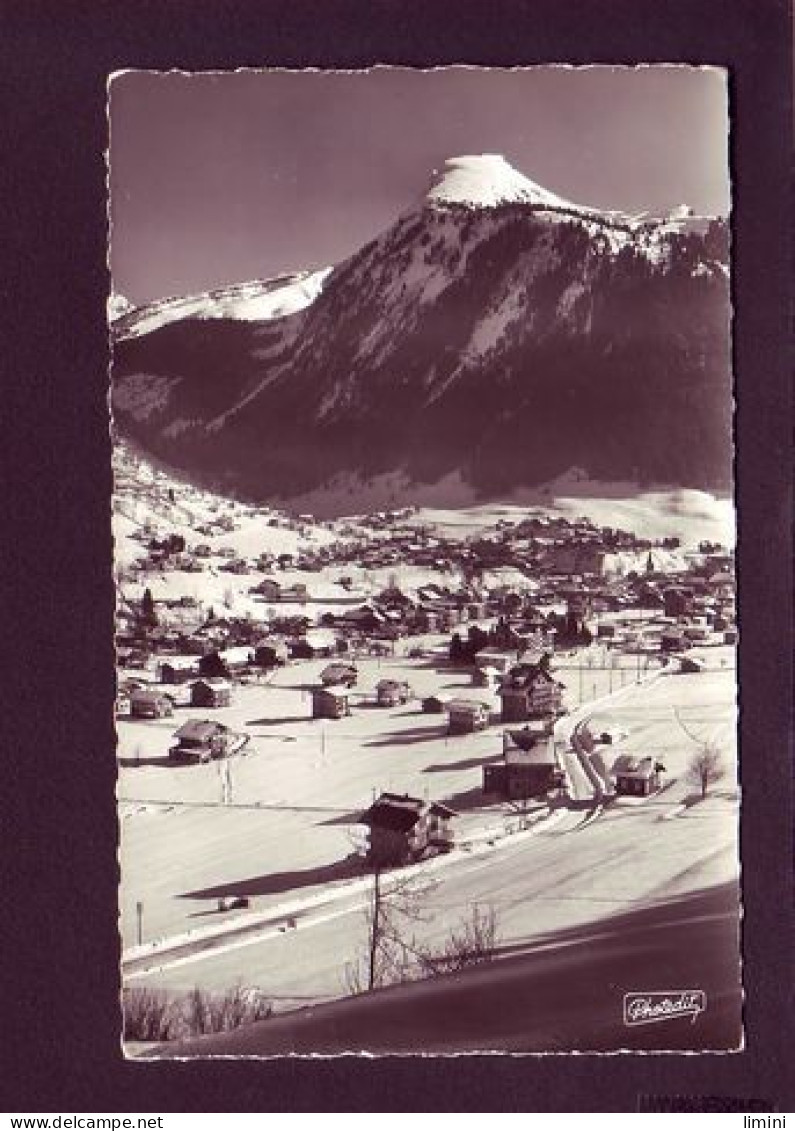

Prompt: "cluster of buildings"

[115,447,736,870]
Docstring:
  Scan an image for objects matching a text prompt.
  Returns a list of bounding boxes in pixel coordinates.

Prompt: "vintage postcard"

[109,66,740,1056]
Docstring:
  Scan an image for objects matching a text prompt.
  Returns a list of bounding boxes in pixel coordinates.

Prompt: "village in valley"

[115,441,738,1034]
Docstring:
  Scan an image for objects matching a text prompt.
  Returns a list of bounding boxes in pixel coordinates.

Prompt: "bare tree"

[345,866,431,994]
[686,742,726,800]
[418,905,501,976]
[345,870,501,994]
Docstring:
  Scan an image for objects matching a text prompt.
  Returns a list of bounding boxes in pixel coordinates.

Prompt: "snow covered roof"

[505,722,555,750]
[613,755,655,778]
[321,662,357,679]
[130,686,171,702]
[446,698,490,714]
[174,719,227,742]
[504,743,556,766]
[304,629,338,648]
[312,684,348,699]
[219,647,254,665]
[501,663,555,689]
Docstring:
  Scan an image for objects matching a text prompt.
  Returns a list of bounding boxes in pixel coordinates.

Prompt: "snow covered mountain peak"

[425,154,583,211]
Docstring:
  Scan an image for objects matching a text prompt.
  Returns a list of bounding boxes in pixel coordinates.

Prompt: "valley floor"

[119,646,739,1050]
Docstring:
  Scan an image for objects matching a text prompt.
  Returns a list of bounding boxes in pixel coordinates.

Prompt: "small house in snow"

[255,578,283,601]
[421,695,448,714]
[311,685,350,720]
[612,754,664,797]
[198,647,253,679]
[159,656,201,684]
[169,719,231,762]
[473,647,517,673]
[252,640,289,668]
[320,662,358,688]
[447,698,491,734]
[290,629,337,659]
[360,792,458,866]
[222,557,249,575]
[483,723,564,800]
[191,678,233,708]
[130,687,174,719]
[499,662,563,723]
[660,628,691,653]
[376,678,412,706]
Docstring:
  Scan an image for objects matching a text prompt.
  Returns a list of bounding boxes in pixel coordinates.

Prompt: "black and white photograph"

[109,65,741,1057]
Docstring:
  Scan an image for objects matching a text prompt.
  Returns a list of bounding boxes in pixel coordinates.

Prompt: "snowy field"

[119,647,738,1009]
[414,485,734,550]
[113,451,738,1027]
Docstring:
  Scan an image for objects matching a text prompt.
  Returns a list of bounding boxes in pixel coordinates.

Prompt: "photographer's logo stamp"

[624,989,706,1026]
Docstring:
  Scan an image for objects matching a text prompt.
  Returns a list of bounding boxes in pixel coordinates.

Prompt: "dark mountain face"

[112,194,732,509]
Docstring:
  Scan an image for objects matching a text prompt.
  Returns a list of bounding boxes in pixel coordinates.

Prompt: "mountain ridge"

[111,156,731,512]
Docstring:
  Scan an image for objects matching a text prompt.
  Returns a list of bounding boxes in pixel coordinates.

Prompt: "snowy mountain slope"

[111,268,331,341]
[112,155,731,510]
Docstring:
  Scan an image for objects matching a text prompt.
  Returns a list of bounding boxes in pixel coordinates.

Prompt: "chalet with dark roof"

[447,698,491,734]
[190,677,232,708]
[130,687,174,720]
[252,640,289,668]
[198,647,253,679]
[169,719,232,762]
[159,656,201,684]
[375,678,412,706]
[320,662,358,688]
[360,792,458,866]
[499,662,563,723]
[311,685,350,720]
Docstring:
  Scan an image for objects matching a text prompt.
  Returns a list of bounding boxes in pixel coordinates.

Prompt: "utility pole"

[136,900,143,946]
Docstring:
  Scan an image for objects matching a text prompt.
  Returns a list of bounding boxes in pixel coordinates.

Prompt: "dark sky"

[108,66,730,305]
